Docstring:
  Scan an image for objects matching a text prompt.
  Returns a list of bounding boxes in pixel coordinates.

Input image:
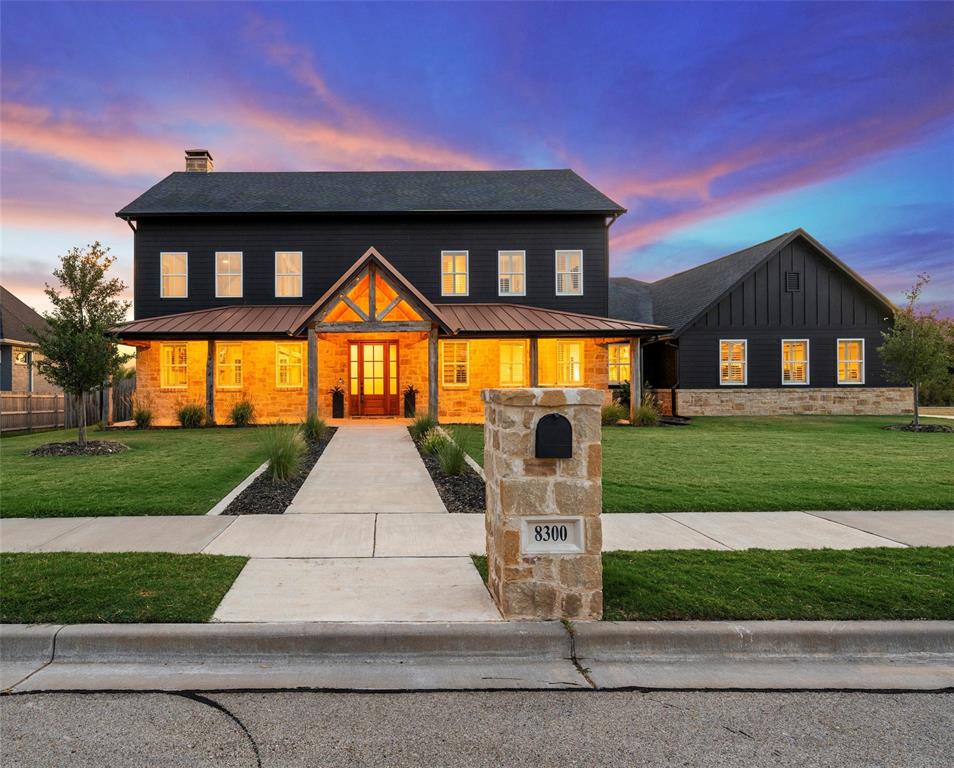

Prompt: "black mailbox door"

[535,413,573,459]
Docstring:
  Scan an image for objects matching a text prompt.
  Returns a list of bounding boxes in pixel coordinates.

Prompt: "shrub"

[601,403,627,426]
[409,412,437,442]
[230,400,255,427]
[421,426,452,455]
[436,437,466,476]
[260,425,306,482]
[132,406,153,430]
[177,403,205,428]
[634,392,660,427]
[300,412,327,443]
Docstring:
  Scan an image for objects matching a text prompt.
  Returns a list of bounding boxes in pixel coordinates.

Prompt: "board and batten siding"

[132,214,610,320]
[677,238,893,389]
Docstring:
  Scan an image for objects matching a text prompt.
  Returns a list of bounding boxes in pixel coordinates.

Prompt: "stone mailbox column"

[482,388,603,621]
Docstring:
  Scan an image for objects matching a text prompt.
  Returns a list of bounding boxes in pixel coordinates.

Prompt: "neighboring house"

[114,150,665,424]
[0,286,59,394]
[609,229,910,416]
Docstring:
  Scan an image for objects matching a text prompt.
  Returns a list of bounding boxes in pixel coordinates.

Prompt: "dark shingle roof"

[116,169,625,217]
[608,277,655,324]
[0,286,47,345]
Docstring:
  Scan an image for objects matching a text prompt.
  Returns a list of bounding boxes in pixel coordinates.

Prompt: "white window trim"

[214,251,243,299]
[497,250,526,297]
[556,340,584,386]
[275,251,303,298]
[440,340,470,387]
[440,250,469,297]
[160,342,188,390]
[216,342,243,390]
[719,339,748,386]
[275,342,305,389]
[607,342,631,386]
[160,252,188,299]
[837,337,866,385]
[498,339,528,387]
[555,249,584,296]
[781,338,810,386]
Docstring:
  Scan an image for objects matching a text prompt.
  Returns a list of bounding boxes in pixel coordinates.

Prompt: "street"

[2,690,950,767]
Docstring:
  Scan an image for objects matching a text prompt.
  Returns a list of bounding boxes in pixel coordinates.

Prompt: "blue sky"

[2,1,952,314]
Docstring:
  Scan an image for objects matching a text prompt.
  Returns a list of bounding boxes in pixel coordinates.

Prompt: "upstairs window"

[216,343,243,389]
[719,340,747,385]
[837,339,865,384]
[499,340,527,387]
[782,339,809,385]
[441,251,469,296]
[441,340,469,387]
[555,250,583,295]
[498,251,526,296]
[160,252,188,298]
[160,343,188,388]
[275,252,303,297]
[215,252,243,298]
[608,343,631,385]
[275,342,304,388]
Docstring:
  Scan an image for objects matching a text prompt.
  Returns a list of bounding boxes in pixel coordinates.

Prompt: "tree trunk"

[913,381,920,428]
[76,392,87,446]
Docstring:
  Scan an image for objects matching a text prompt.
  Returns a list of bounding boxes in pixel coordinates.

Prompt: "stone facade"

[483,387,603,621]
[675,387,915,416]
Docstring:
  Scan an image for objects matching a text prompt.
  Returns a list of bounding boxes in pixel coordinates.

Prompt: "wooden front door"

[349,341,399,416]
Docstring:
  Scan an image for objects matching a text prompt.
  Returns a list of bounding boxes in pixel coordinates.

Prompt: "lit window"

[276,343,304,388]
[441,340,469,386]
[14,349,29,366]
[217,343,243,389]
[782,339,809,385]
[160,343,187,388]
[215,252,243,298]
[719,340,747,385]
[608,343,631,385]
[555,250,583,295]
[275,252,303,297]
[499,340,527,387]
[838,339,865,384]
[441,251,469,296]
[498,251,526,296]
[160,252,188,298]
[557,341,583,385]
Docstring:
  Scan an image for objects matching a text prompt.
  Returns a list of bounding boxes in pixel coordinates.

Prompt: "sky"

[2,1,952,317]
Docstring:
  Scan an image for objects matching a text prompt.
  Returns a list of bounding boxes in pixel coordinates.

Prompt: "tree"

[878,274,953,428]
[31,242,130,445]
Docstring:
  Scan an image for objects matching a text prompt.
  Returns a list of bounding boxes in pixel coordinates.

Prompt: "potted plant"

[403,384,418,417]
[330,383,345,418]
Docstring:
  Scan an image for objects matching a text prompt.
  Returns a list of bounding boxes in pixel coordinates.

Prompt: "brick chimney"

[185,149,214,172]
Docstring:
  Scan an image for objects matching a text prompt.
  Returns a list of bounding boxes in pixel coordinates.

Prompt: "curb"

[206,462,268,515]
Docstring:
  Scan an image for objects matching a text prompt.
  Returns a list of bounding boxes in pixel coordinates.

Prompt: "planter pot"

[332,392,345,419]
[404,392,416,418]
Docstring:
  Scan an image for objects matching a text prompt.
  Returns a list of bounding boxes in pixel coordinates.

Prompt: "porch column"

[307,326,318,418]
[628,337,640,425]
[428,325,439,421]
[205,340,215,425]
[529,337,539,387]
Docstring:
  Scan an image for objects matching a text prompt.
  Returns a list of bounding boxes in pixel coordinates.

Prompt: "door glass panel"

[363,344,385,395]
[389,344,398,396]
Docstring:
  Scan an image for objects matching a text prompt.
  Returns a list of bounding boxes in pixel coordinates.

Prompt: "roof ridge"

[651,230,794,286]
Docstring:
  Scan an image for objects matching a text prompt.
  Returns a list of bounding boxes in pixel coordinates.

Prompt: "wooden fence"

[0,377,135,433]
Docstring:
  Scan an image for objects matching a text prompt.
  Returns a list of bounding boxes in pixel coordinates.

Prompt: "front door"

[349,341,399,416]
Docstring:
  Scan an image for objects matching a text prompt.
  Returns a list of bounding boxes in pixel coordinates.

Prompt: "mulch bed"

[412,433,485,514]
[883,423,953,433]
[222,428,336,515]
[30,440,130,457]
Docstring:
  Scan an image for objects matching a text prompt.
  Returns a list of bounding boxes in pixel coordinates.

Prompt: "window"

[160,252,188,298]
[837,338,865,384]
[785,271,801,292]
[555,250,583,295]
[275,252,303,297]
[160,343,188,388]
[441,340,469,387]
[14,349,29,366]
[275,343,304,388]
[608,343,631,385]
[781,339,809,385]
[441,250,469,296]
[719,340,747,385]
[215,252,243,298]
[556,341,583,384]
[498,250,526,296]
[216,343,243,389]
[499,340,527,387]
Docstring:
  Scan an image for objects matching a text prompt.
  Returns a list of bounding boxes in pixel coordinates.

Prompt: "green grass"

[0,552,248,623]
[473,547,954,621]
[0,428,269,517]
[453,416,954,512]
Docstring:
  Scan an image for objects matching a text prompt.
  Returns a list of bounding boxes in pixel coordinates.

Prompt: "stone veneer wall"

[675,387,914,416]
[483,387,603,621]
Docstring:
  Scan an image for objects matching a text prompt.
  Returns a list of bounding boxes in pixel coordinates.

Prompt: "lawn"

[473,547,954,621]
[452,416,954,512]
[0,428,269,517]
[0,552,247,623]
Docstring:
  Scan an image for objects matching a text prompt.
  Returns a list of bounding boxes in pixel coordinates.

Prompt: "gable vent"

[785,271,801,292]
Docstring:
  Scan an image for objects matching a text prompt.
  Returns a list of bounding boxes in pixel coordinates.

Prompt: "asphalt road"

[2,690,951,767]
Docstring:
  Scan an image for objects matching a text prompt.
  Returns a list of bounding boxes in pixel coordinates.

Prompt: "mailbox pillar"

[482,387,603,621]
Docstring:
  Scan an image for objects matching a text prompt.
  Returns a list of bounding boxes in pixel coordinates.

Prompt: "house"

[609,229,912,416]
[115,150,666,424]
[0,286,59,394]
